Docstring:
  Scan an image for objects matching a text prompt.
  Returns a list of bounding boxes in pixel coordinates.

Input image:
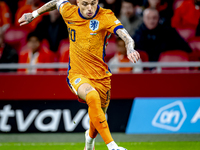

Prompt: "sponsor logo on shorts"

[74,78,81,85]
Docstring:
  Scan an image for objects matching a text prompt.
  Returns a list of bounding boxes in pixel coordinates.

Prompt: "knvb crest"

[89,19,99,31]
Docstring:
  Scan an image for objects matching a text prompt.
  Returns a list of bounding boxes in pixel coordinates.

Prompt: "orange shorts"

[67,74,111,108]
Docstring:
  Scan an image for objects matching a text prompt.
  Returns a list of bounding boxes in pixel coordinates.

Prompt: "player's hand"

[18,13,34,26]
[127,49,140,63]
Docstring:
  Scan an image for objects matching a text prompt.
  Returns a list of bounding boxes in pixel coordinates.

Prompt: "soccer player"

[18,0,140,150]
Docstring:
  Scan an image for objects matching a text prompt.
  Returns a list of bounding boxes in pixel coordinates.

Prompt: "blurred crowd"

[0,0,200,73]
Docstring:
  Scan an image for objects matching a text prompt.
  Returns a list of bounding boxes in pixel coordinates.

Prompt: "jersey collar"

[78,5,100,20]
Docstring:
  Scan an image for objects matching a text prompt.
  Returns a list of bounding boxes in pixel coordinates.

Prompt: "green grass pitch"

[0,142,200,150]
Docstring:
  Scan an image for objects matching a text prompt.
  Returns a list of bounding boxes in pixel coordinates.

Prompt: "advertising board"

[0,100,132,133]
[126,98,200,134]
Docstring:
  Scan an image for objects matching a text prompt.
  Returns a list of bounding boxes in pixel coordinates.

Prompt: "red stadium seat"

[158,50,189,71]
[58,38,70,57]
[185,37,200,63]
[4,26,30,52]
[137,50,149,62]
[136,50,149,71]
[104,40,117,62]
[189,51,200,62]
[41,39,50,50]
[173,0,184,10]
[176,28,196,42]
[188,37,200,51]
[159,50,189,62]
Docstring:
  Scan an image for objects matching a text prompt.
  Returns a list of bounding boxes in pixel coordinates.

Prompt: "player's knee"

[78,83,95,100]
[86,90,101,108]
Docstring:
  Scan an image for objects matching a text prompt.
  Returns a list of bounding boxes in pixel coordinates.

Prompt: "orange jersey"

[59,2,123,79]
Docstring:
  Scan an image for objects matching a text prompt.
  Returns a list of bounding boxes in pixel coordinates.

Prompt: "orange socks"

[86,90,113,144]
[89,120,98,138]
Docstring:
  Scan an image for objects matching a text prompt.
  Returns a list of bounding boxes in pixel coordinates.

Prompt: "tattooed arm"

[18,0,64,26]
[116,28,140,63]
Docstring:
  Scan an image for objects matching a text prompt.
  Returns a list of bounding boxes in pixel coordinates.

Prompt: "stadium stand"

[158,50,189,71]
[0,1,12,33]
[4,26,29,52]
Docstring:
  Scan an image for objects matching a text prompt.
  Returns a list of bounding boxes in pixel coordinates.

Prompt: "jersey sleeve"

[57,1,74,19]
[104,10,124,35]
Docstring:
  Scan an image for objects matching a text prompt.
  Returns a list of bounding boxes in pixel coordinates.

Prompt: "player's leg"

[78,83,113,145]
[79,84,126,150]
[88,107,107,139]
[67,75,126,150]
[84,107,107,150]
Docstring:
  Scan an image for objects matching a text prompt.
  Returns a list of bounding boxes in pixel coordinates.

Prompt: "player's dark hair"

[27,31,42,42]
[143,0,166,8]
[122,0,137,6]
[144,7,160,16]
[100,0,122,18]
